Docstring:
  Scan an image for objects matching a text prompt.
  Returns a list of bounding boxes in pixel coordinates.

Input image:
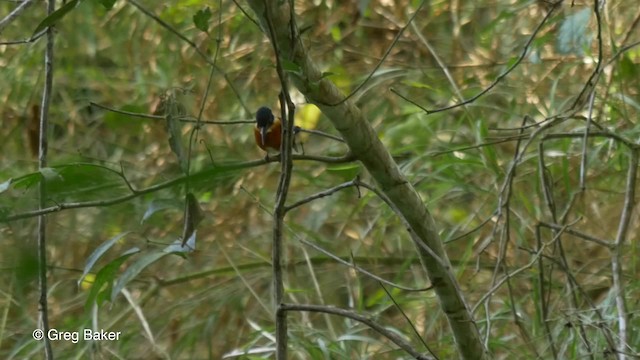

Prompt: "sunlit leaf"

[79,273,95,291]
[295,104,321,132]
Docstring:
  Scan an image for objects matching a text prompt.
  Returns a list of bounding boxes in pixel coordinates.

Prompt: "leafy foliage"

[1,0,639,358]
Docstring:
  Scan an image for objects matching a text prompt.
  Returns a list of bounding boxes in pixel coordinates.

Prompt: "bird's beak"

[260,126,267,146]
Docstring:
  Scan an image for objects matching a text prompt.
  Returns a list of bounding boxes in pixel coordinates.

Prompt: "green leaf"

[330,25,342,42]
[111,251,170,302]
[281,59,302,74]
[326,164,361,180]
[320,72,334,79]
[79,232,133,286]
[32,0,83,37]
[85,247,140,310]
[99,0,117,10]
[11,172,41,190]
[193,7,212,33]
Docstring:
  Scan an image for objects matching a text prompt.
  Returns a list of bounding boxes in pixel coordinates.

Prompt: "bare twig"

[284,179,358,213]
[280,303,433,360]
[36,0,56,357]
[380,282,438,358]
[611,149,638,359]
[323,0,426,106]
[472,222,571,314]
[579,91,596,190]
[538,221,612,248]
[535,225,557,359]
[0,0,34,35]
[394,3,560,114]
[262,1,299,357]
[296,128,345,143]
[295,234,432,292]
[125,0,250,113]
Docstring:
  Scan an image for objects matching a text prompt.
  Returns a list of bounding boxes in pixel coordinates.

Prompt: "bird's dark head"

[256,106,274,129]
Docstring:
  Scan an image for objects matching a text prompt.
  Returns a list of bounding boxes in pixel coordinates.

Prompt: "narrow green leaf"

[111,251,170,301]
[78,232,132,286]
[32,0,83,37]
[281,59,301,73]
[85,248,140,310]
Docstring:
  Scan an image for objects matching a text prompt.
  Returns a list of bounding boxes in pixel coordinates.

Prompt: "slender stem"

[37,1,56,358]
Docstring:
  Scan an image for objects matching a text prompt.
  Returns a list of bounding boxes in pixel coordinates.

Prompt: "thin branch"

[280,303,433,360]
[538,221,612,248]
[394,3,559,114]
[262,1,298,357]
[297,128,345,143]
[535,225,558,359]
[1,154,356,223]
[472,222,569,314]
[322,0,426,106]
[380,282,439,359]
[284,178,358,213]
[90,101,254,124]
[579,91,596,190]
[0,0,34,35]
[125,0,250,113]
[0,28,46,45]
[295,234,432,292]
[569,0,604,111]
[611,149,638,358]
[37,0,56,357]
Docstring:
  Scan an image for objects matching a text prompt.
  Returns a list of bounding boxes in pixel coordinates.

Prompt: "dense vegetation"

[1,0,639,359]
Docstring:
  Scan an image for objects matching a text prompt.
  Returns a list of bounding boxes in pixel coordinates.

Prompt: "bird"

[254,106,282,153]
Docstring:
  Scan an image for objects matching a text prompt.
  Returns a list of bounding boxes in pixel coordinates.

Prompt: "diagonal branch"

[244,2,487,359]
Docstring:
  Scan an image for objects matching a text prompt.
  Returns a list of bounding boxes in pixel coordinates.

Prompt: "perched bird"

[254,106,282,153]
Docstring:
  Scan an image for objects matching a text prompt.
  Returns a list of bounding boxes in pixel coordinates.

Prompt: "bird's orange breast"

[254,118,282,151]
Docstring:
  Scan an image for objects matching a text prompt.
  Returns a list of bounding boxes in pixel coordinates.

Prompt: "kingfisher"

[254,106,282,153]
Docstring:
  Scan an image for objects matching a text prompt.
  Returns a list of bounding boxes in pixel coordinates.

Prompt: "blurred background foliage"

[0,0,639,358]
